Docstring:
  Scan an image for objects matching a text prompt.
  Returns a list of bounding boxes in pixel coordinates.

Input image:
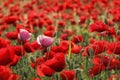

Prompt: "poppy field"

[1,0,120,80]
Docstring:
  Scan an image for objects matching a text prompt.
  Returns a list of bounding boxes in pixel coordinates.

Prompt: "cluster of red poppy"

[0,0,120,80]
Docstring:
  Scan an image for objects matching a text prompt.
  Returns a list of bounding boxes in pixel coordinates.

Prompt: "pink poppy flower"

[18,29,31,42]
[37,35,54,47]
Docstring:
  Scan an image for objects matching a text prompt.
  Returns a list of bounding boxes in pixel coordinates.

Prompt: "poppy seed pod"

[18,29,31,42]
[37,35,54,47]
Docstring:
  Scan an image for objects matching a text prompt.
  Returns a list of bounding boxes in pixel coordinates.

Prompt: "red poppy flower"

[5,31,18,40]
[72,35,83,43]
[0,37,10,49]
[23,41,41,53]
[89,64,105,78]
[46,25,55,31]
[58,21,66,28]
[34,53,65,77]
[46,19,53,26]
[60,70,75,80]
[28,10,39,20]
[0,23,9,31]
[45,53,65,72]
[71,42,82,54]
[38,19,45,28]
[44,51,56,60]
[71,45,82,54]
[106,58,120,70]
[4,16,19,24]
[0,47,20,66]
[8,74,20,80]
[107,42,120,55]
[11,46,25,56]
[89,21,109,32]
[60,34,69,40]
[0,66,20,80]
[70,19,76,25]
[30,57,45,69]
[37,64,55,77]
[0,66,12,80]
[0,47,14,65]
[107,27,116,36]
[79,15,87,24]
[59,41,69,53]
[43,30,54,37]
[51,46,66,53]
[83,40,108,55]
[93,55,120,70]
